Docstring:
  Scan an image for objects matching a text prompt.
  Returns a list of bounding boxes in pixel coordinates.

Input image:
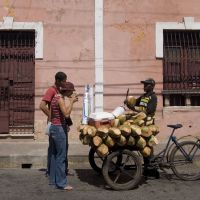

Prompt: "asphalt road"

[0,164,200,200]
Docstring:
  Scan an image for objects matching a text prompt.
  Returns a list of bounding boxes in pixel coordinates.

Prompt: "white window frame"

[156,17,200,58]
[156,17,200,108]
[0,17,43,59]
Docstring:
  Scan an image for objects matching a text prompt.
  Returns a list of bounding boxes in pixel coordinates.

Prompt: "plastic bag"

[45,122,51,136]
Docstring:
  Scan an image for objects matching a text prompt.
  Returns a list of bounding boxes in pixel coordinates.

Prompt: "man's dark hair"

[55,71,67,82]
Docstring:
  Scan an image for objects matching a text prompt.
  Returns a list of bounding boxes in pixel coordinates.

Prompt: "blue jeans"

[47,127,69,176]
[47,136,53,175]
[49,124,67,188]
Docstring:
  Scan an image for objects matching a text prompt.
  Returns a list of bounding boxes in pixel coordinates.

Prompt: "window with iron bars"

[163,30,200,106]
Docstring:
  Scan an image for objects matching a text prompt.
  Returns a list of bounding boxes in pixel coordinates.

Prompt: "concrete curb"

[0,141,166,169]
[0,142,90,169]
[0,155,90,169]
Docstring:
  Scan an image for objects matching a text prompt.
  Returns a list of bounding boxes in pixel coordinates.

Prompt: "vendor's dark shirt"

[135,91,157,116]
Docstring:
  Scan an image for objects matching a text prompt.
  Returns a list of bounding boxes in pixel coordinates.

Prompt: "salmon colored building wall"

[0,0,199,144]
[103,0,200,142]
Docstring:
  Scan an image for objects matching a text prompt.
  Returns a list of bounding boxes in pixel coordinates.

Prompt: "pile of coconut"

[78,111,159,158]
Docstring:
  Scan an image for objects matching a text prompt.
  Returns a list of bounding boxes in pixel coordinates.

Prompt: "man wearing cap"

[125,78,157,117]
[125,78,159,178]
[135,78,157,118]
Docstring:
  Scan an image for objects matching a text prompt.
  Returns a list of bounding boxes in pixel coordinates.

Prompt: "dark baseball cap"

[141,78,155,86]
[60,82,75,91]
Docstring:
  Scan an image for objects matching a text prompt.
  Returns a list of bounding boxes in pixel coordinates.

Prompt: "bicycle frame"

[150,125,200,167]
[189,139,200,160]
[150,128,178,164]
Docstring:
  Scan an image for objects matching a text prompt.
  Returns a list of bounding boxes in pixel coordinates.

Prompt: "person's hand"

[124,100,135,111]
[69,93,78,103]
[124,99,128,105]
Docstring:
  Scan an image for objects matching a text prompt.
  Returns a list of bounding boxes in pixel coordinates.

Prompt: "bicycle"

[89,124,200,190]
[154,124,200,181]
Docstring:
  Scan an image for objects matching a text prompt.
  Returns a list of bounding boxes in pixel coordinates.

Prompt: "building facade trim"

[156,17,200,58]
[0,17,43,59]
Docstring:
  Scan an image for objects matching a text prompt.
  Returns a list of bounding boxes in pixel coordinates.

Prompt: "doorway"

[0,30,35,136]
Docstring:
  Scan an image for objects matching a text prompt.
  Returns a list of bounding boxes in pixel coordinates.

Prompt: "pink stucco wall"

[103,0,200,142]
[0,0,199,143]
[35,0,95,141]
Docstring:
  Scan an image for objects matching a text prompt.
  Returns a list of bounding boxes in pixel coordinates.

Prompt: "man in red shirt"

[40,71,73,176]
[40,72,67,119]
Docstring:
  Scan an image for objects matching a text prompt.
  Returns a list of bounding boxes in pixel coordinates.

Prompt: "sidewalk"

[0,141,90,169]
[0,141,166,169]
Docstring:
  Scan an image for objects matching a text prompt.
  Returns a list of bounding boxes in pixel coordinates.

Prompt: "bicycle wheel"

[169,141,200,181]
[88,147,104,173]
[102,150,142,190]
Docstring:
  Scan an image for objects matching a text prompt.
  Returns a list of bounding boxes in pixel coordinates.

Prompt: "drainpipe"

[95,0,103,112]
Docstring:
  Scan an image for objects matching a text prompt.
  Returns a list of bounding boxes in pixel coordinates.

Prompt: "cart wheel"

[89,147,123,174]
[88,147,104,173]
[102,149,142,190]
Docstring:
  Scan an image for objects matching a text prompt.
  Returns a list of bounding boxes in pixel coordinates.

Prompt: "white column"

[95,0,104,112]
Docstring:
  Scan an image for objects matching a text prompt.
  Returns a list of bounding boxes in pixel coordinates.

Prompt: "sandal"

[63,185,73,191]
[66,171,75,176]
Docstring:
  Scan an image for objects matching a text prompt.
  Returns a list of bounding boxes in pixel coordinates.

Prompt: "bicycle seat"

[167,124,183,129]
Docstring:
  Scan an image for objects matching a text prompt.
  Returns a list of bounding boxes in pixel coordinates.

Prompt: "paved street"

[0,163,200,200]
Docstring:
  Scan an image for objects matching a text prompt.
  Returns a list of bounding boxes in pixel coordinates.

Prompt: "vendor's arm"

[125,96,141,112]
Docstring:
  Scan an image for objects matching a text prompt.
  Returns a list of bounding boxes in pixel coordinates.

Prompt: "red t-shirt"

[42,86,58,107]
[50,94,65,125]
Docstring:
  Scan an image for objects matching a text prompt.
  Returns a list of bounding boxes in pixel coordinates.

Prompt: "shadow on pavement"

[75,168,105,188]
